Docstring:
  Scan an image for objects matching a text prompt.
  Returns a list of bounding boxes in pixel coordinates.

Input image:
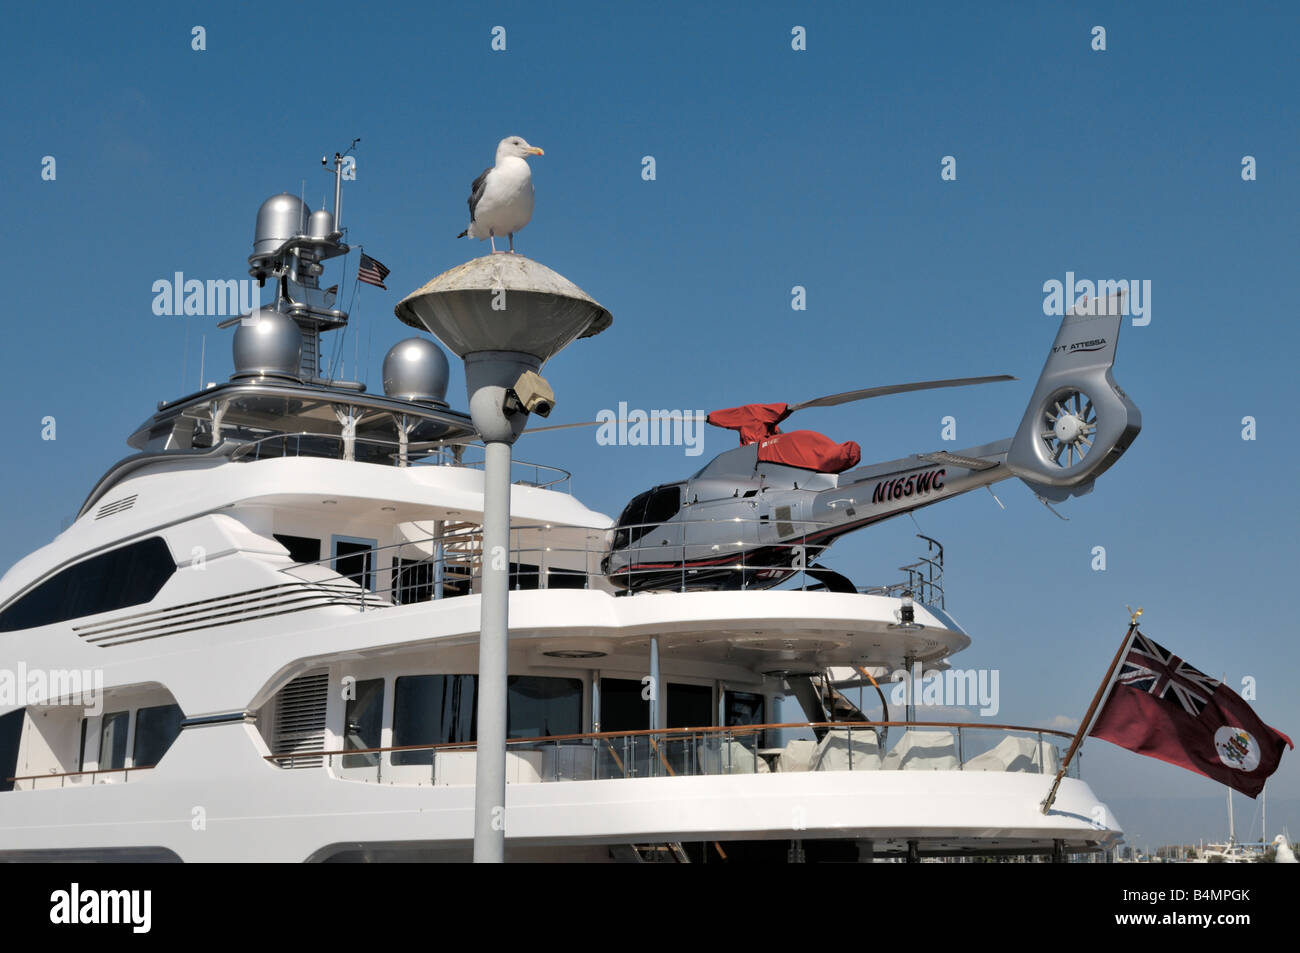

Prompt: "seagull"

[1275,834,1297,863]
[456,136,544,254]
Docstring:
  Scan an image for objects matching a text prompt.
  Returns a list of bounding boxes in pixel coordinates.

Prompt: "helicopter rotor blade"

[788,375,1016,413]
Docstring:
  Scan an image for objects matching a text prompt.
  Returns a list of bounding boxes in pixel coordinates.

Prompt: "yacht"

[0,162,1128,863]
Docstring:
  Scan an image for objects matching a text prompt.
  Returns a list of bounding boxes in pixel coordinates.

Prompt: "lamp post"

[395,254,612,862]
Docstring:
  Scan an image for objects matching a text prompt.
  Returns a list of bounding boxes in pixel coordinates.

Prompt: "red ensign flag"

[1089,631,1292,797]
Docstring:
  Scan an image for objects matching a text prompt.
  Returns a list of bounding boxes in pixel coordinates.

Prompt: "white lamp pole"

[395,256,612,862]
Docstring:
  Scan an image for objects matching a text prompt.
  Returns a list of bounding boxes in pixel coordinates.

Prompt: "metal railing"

[860,534,945,609]
[264,721,1079,784]
[6,765,154,791]
[227,431,572,492]
[276,516,952,605]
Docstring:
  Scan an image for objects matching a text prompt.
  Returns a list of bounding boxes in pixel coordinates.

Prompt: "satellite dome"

[232,310,303,380]
[382,337,449,404]
[307,208,335,241]
[253,193,310,259]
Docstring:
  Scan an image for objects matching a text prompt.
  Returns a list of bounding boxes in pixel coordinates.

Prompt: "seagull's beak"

[528,146,545,156]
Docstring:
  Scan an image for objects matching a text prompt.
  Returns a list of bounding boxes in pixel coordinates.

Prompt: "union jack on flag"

[1114,632,1221,717]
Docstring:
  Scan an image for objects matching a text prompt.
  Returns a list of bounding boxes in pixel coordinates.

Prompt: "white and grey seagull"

[456,135,544,254]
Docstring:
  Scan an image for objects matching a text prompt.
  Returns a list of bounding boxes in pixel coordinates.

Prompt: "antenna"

[321,138,360,232]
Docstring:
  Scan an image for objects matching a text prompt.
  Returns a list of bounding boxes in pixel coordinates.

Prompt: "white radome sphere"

[382,337,450,403]
[231,310,303,380]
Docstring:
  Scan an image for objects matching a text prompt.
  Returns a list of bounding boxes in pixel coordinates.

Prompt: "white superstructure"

[0,170,1123,863]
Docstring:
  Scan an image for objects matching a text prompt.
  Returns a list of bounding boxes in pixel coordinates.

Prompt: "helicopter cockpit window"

[613,486,682,549]
[643,486,682,527]
[613,491,652,549]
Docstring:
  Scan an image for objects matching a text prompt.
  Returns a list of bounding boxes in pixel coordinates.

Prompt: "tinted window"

[392,558,434,604]
[392,675,584,762]
[132,704,183,767]
[724,691,765,727]
[99,711,129,771]
[643,486,682,526]
[0,537,176,632]
[599,677,649,732]
[613,487,681,549]
[274,534,321,564]
[0,709,22,792]
[392,675,477,765]
[547,568,587,589]
[343,679,385,768]
[334,540,374,590]
[668,683,713,729]
[508,676,582,739]
[612,491,652,549]
[725,691,766,747]
[509,562,541,590]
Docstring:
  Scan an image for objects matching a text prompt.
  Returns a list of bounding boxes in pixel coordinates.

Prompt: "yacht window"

[0,537,176,632]
[0,709,22,792]
[668,683,713,729]
[342,679,385,768]
[392,675,477,765]
[77,719,88,773]
[509,563,542,590]
[725,691,767,747]
[392,558,434,604]
[99,711,130,771]
[274,534,321,565]
[507,676,582,739]
[392,675,584,762]
[132,704,184,768]
[546,568,587,589]
[598,677,649,732]
[332,537,376,591]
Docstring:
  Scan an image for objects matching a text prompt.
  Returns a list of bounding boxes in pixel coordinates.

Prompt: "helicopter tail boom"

[1005,291,1142,502]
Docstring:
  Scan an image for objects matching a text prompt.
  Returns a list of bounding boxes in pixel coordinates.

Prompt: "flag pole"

[1039,608,1142,815]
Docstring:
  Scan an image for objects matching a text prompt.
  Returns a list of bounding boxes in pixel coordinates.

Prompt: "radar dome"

[383,337,450,404]
[253,193,311,258]
[232,310,303,380]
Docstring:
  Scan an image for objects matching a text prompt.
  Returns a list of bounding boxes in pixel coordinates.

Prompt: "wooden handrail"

[647,736,677,777]
[264,719,1071,762]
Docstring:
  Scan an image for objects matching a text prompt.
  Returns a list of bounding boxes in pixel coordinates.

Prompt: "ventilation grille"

[917,452,1000,472]
[271,672,329,768]
[72,581,380,648]
[95,495,138,520]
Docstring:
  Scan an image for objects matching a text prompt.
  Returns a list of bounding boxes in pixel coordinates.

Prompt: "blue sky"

[1,2,1297,845]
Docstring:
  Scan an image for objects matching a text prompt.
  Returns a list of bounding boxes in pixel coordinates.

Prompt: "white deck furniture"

[882,729,959,771]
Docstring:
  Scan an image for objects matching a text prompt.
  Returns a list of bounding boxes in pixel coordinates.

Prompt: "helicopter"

[586,291,1142,592]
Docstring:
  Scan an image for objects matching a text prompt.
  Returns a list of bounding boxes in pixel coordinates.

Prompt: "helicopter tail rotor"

[1006,291,1141,502]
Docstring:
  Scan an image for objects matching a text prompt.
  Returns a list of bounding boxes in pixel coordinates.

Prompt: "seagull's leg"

[489,229,498,254]
[508,233,515,253]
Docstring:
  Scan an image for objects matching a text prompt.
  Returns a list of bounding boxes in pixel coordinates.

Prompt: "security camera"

[504,370,555,418]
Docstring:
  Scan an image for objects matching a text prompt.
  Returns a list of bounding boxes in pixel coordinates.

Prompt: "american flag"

[357,253,390,290]
[1115,632,1221,717]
